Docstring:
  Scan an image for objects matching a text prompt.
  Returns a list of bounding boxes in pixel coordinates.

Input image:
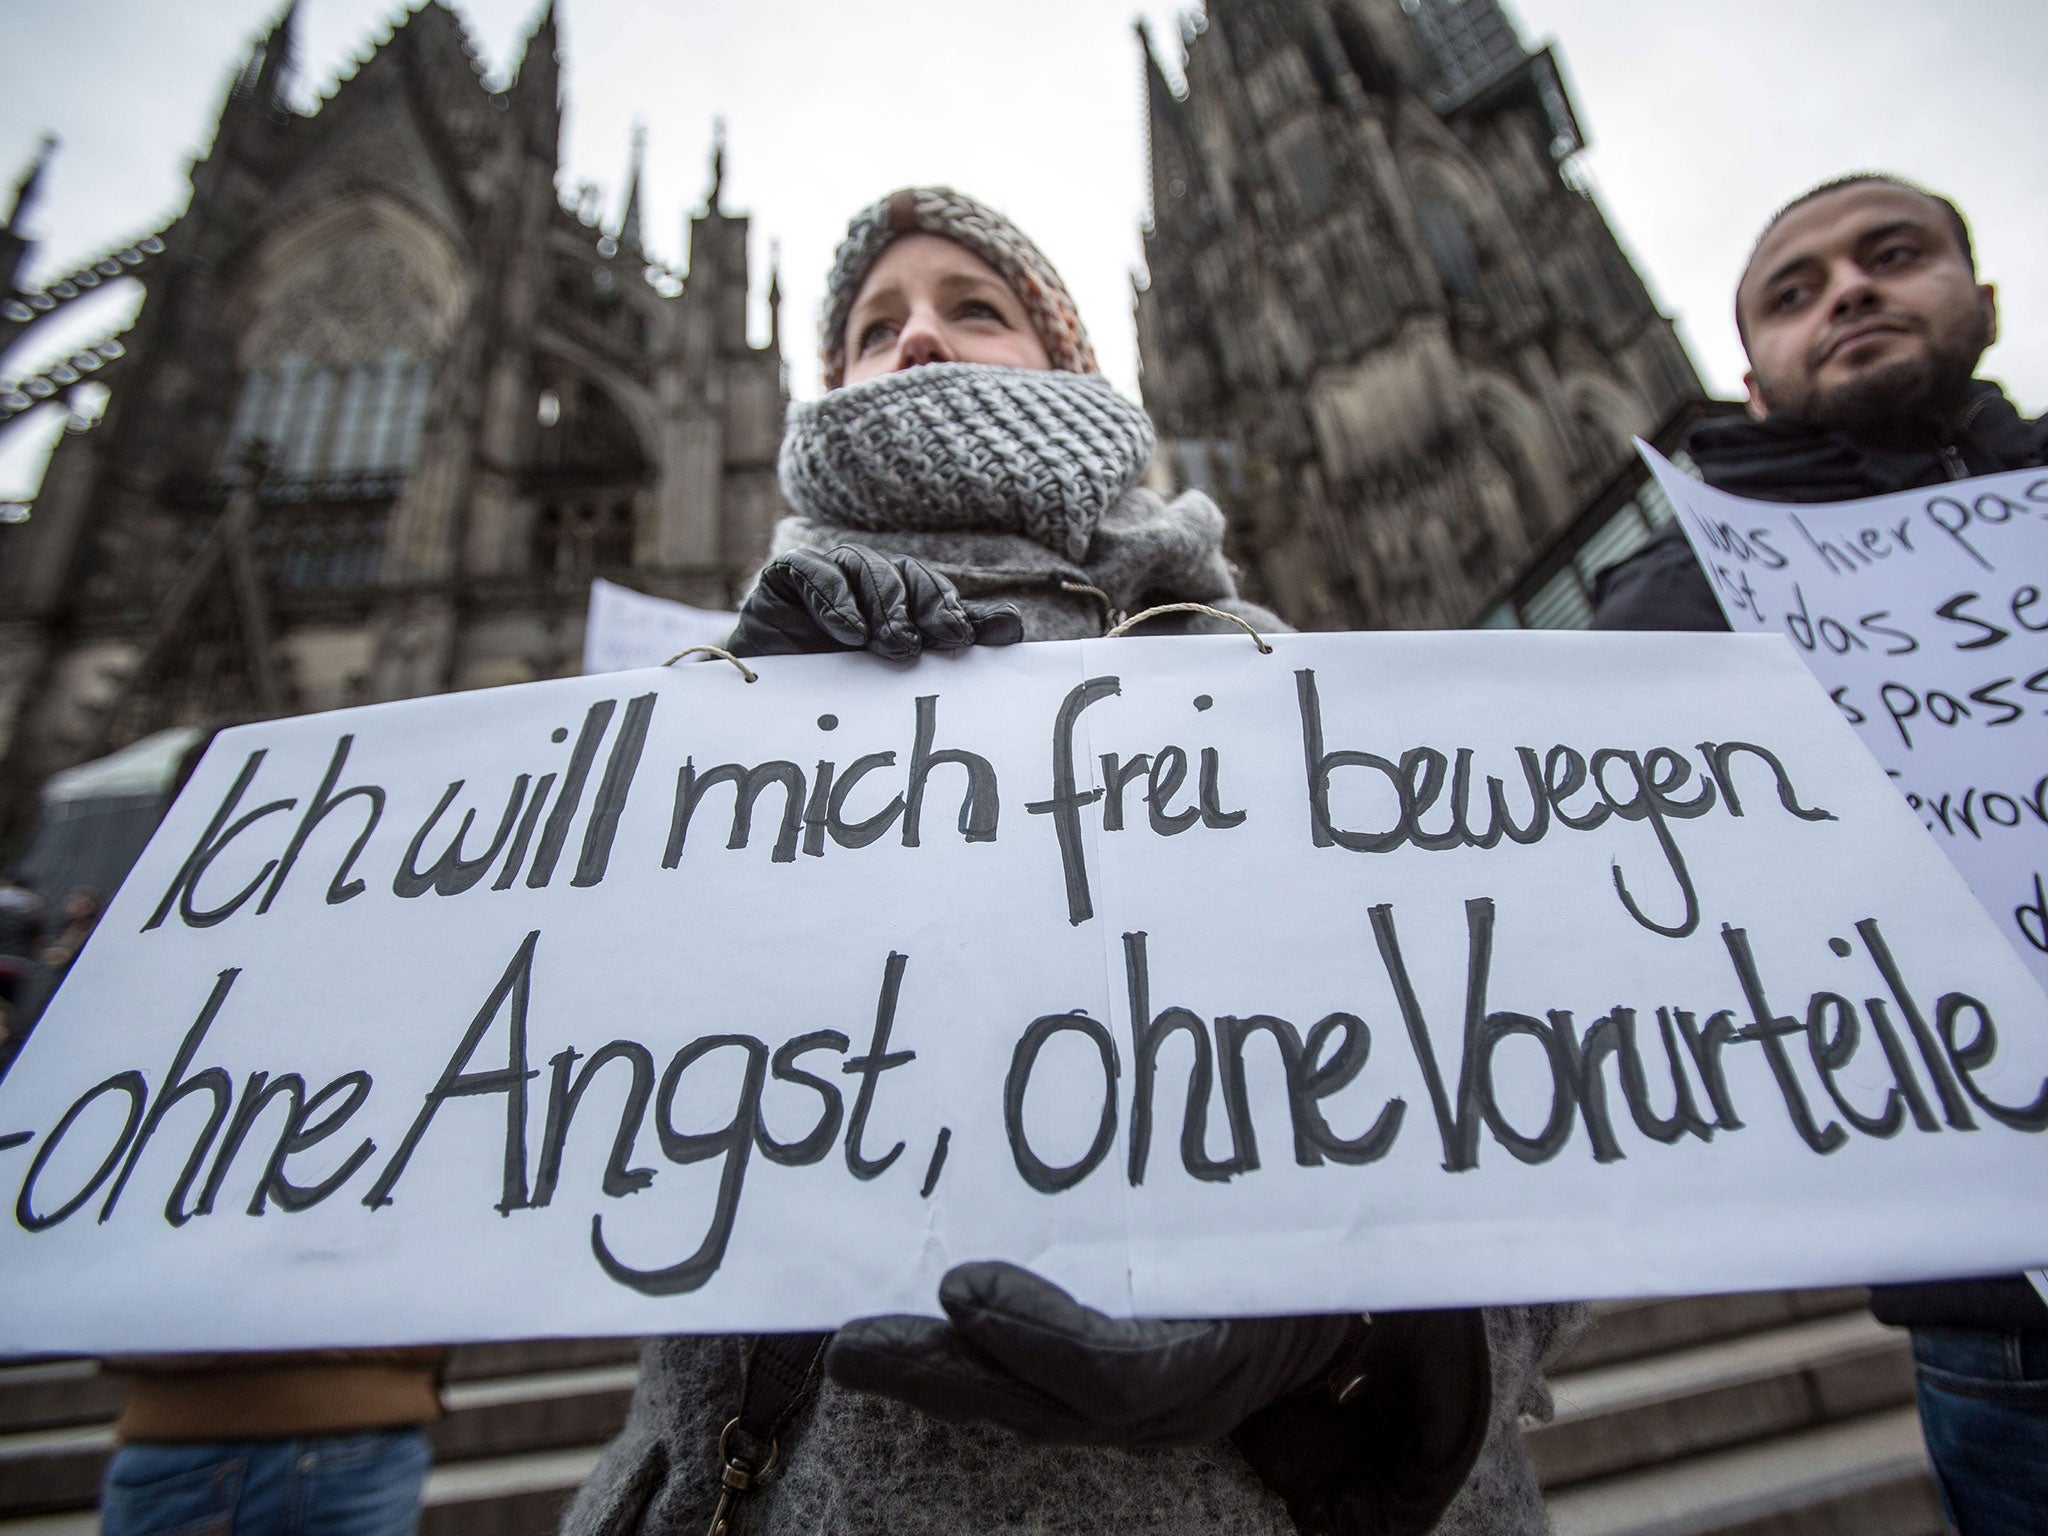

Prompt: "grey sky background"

[2,0,2043,499]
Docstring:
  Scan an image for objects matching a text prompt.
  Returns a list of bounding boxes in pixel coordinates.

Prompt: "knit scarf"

[774,365,1260,641]
[780,364,1156,560]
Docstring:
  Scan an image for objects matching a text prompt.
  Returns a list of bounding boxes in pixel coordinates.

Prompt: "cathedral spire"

[525,0,561,72]
[1,133,56,293]
[3,133,56,234]
[213,0,300,166]
[706,118,726,212]
[1136,19,1198,225]
[253,0,301,114]
[767,239,782,351]
[510,0,563,160]
[617,122,646,251]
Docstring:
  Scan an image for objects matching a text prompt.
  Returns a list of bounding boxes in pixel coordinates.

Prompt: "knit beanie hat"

[820,187,1099,389]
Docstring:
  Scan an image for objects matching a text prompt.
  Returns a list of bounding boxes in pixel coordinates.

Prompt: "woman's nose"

[894,307,955,370]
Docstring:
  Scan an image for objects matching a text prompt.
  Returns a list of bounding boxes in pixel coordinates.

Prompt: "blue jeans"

[100,1429,430,1536]
[1911,1325,2048,1536]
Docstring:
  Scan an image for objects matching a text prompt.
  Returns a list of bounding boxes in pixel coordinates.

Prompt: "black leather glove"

[825,1260,1367,1448]
[1233,1307,1493,1536]
[726,546,1024,661]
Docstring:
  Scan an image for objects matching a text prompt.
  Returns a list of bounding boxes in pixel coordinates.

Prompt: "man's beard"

[1798,309,1992,435]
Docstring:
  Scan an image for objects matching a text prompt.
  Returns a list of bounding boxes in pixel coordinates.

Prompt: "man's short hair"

[1735,174,1976,347]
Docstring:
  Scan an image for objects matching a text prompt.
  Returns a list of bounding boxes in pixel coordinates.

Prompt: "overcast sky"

[3,0,2043,499]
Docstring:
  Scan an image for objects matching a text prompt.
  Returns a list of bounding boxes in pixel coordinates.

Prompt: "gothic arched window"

[1566,374,1653,481]
[208,218,463,591]
[531,497,637,578]
[527,360,649,581]
[221,349,436,479]
[1416,197,1483,305]
[221,230,454,480]
[1472,375,1570,544]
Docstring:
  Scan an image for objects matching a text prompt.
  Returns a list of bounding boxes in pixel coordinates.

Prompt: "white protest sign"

[2,632,2045,1353]
[581,577,736,674]
[1641,446,2048,994]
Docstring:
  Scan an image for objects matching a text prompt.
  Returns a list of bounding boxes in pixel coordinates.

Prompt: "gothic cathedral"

[1137,0,1702,630]
[0,1,786,848]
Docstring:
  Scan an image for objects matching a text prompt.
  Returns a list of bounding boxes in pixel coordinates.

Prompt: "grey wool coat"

[560,1303,1588,1536]
[558,496,1592,1536]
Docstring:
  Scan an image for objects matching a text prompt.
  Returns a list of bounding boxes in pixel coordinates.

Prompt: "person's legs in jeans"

[100,1430,430,1536]
[101,1442,256,1536]
[1911,1325,2048,1536]
[298,1430,432,1536]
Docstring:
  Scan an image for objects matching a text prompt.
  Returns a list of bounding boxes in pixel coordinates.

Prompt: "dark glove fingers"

[806,548,913,651]
[826,546,925,662]
[1229,1311,1365,1406]
[938,1262,1227,1423]
[826,1315,1093,1442]
[1117,1391,1274,1449]
[1358,1308,1494,1469]
[1104,1313,1362,1448]
[895,560,982,651]
[736,551,871,654]
[736,548,1022,659]
[965,601,1025,647]
[941,1264,1365,1443]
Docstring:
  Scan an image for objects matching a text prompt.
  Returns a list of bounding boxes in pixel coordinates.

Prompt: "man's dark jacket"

[1591,379,2048,1336]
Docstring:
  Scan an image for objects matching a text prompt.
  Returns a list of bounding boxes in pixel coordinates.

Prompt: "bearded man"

[1595,174,2042,625]
[1593,175,2048,1535]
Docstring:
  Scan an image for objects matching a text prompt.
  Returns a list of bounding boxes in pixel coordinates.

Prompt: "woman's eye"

[857,319,897,353]
[957,299,1003,322]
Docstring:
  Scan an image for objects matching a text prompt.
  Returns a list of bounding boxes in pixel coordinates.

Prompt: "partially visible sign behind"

[1645,448,2048,992]
[582,578,735,675]
[2,632,2044,1352]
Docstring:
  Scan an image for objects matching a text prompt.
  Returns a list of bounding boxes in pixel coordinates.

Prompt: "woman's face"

[842,233,1052,385]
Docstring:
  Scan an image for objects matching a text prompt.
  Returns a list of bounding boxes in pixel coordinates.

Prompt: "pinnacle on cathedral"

[511,0,564,157]
[5,133,58,236]
[249,0,303,115]
[618,123,647,252]
[1135,0,1701,633]
[0,133,58,294]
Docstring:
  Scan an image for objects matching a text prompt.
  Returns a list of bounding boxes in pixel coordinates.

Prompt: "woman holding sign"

[716,188,1285,657]
[562,189,1585,1536]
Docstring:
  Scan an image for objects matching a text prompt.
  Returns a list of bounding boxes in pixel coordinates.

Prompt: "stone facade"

[1136,0,1703,630]
[0,0,785,851]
